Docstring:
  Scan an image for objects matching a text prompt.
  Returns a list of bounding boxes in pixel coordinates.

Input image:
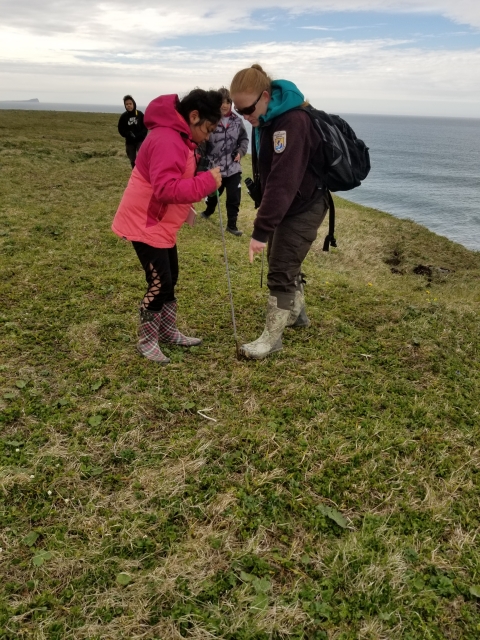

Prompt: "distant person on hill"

[117,95,148,168]
[230,64,329,360]
[111,89,222,364]
[200,87,249,236]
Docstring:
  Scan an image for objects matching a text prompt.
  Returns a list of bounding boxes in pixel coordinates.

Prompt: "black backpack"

[299,105,371,250]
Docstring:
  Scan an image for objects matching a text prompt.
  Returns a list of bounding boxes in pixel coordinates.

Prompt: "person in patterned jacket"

[201,87,249,236]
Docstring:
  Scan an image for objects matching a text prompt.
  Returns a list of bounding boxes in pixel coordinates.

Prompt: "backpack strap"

[251,132,260,185]
[322,190,337,252]
[292,107,337,251]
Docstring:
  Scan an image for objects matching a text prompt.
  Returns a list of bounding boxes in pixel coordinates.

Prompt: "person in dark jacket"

[230,64,329,359]
[201,87,249,236]
[117,95,148,168]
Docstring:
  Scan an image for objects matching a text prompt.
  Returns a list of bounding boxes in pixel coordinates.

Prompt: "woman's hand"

[249,238,267,263]
[233,153,240,163]
[209,167,222,189]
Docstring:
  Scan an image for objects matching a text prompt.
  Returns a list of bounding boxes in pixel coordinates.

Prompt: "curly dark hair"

[176,89,222,126]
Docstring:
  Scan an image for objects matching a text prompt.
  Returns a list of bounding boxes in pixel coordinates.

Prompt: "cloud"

[300,25,385,32]
[1,33,479,116]
[1,1,479,116]
[3,1,480,39]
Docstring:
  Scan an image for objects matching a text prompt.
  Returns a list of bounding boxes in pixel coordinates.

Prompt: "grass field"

[1,109,479,639]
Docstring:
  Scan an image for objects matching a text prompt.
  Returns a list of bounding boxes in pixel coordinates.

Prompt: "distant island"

[0,98,39,103]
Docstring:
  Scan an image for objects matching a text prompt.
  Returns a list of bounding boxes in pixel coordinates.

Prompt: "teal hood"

[260,79,305,125]
[254,79,305,151]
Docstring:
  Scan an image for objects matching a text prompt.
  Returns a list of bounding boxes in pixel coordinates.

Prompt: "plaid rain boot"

[137,308,170,364]
[157,300,202,347]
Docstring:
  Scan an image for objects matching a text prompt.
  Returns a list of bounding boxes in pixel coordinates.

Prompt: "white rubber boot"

[240,295,292,360]
[286,277,310,328]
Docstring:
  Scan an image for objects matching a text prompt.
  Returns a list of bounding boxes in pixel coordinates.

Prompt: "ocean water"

[0,101,126,114]
[337,114,480,252]
[2,102,479,252]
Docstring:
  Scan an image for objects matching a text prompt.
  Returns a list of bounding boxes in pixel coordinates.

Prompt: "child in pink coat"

[112,89,222,364]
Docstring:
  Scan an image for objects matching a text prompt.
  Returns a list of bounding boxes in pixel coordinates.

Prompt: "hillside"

[1,110,479,639]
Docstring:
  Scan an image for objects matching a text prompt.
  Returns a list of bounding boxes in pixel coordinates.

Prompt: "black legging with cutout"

[132,241,178,311]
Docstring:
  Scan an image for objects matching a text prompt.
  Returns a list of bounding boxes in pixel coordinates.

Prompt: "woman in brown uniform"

[230,64,329,359]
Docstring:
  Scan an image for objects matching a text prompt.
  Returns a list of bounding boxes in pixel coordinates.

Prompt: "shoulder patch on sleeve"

[273,131,287,153]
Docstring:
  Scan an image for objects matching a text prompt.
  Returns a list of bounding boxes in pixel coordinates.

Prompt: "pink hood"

[143,94,196,150]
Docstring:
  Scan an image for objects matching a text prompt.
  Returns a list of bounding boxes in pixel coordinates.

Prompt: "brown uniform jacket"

[252,109,325,243]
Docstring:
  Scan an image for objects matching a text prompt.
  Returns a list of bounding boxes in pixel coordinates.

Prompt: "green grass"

[1,109,480,639]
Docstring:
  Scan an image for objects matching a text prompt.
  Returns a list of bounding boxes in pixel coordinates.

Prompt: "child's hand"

[209,167,222,189]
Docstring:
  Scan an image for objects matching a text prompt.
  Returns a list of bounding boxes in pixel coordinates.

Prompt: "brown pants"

[266,195,328,299]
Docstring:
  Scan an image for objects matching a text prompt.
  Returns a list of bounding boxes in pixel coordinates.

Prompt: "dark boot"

[226,220,243,236]
[201,195,216,218]
[137,308,170,364]
[157,300,202,347]
[240,294,292,360]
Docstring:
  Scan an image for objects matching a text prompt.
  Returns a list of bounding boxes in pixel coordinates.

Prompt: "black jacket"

[118,105,148,144]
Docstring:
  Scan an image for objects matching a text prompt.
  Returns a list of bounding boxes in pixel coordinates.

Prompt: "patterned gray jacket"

[205,112,249,178]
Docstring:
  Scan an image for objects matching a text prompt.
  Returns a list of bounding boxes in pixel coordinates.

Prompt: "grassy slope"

[1,110,479,640]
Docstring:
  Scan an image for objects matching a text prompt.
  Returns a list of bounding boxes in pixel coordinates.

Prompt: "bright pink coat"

[112,94,217,248]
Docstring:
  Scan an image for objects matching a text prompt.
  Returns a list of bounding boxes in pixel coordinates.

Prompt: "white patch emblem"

[273,131,287,153]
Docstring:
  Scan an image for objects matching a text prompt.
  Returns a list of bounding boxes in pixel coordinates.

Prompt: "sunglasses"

[234,92,264,116]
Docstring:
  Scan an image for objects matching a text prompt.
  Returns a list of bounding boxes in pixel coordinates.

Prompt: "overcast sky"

[1,0,479,117]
